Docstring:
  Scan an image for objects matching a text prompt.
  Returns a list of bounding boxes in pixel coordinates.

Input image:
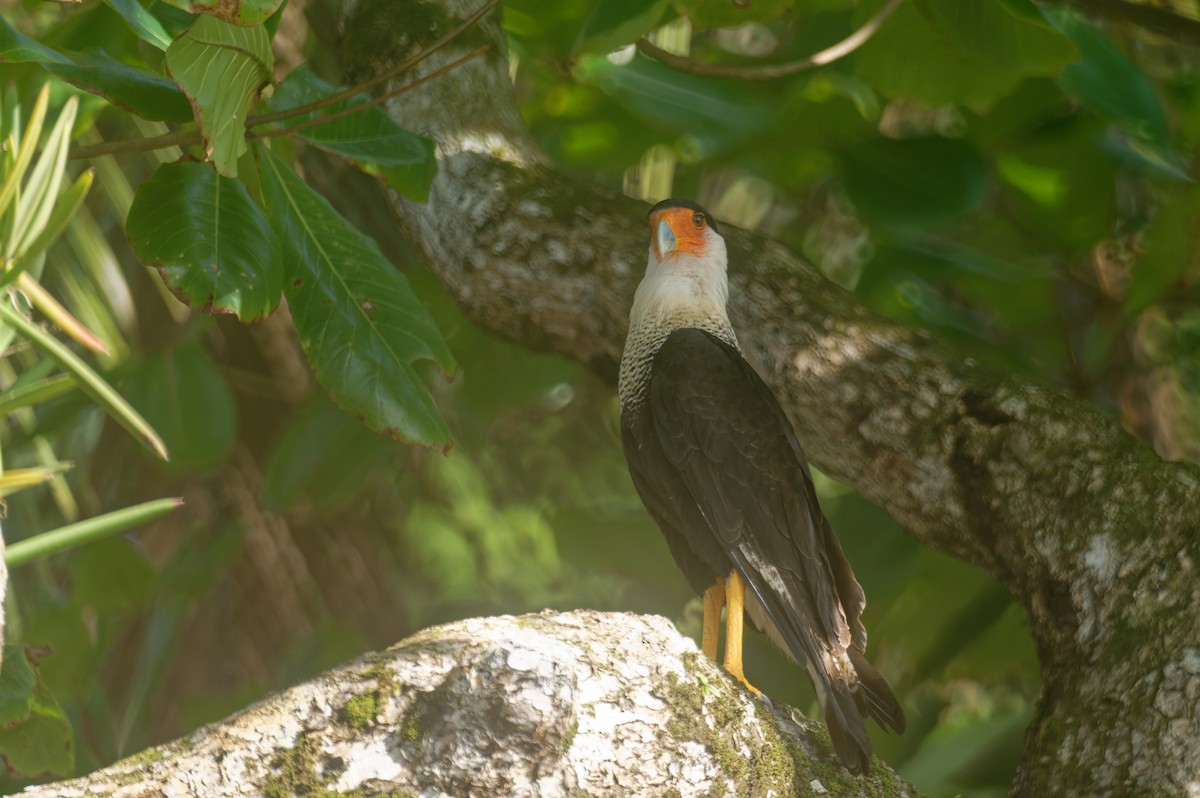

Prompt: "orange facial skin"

[649,206,711,259]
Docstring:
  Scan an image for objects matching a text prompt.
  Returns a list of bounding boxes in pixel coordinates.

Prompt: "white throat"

[629,237,733,334]
[619,235,738,408]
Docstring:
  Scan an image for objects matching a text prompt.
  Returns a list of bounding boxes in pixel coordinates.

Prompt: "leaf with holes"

[256,144,455,449]
[165,15,272,176]
[126,161,282,321]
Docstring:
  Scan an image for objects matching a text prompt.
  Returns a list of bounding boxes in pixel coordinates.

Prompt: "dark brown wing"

[627,328,903,771]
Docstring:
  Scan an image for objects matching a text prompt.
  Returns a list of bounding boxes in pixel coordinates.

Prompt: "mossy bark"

[17,612,909,797]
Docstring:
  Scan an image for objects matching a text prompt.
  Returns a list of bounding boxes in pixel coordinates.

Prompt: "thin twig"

[67,0,499,161]
[636,0,905,81]
[252,45,491,141]
[69,128,200,161]
[1066,0,1200,45]
[248,0,499,127]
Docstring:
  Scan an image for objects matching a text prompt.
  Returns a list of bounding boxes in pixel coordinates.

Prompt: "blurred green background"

[3,0,1199,794]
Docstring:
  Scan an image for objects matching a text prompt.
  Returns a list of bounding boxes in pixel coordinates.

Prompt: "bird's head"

[647,198,725,272]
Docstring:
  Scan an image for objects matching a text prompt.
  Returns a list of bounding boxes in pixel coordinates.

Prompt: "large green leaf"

[855,0,1077,112]
[45,51,193,123]
[165,15,272,176]
[122,342,238,469]
[0,646,36,726]
[1046,10,1182,176]
[0,17,72,65]
[266,67,437,201]
[256,144,455,448]
[839,136,986,228]
[574,55,773,159]
[571,0,669,56]
[1126,184,1200,312]
[0,662,73,778]
[126,161,283,321]
[104,0,173,50]
[262,394,398,511]
[673,0,793,29]
[160,0,283,26]
[74,537,158,611]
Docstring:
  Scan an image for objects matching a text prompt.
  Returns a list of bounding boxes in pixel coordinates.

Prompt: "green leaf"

[0,665,74,778]
[126,161,283,321]
[263,394,397,511]
[159,0,283,27]
[574,55,773,159]
[572,0,668,56]
[0,301,169,461]
[7,96,77,264]
[74,537,158,611]
[165,15,273,176]
[123,343,238,469]
[1046,9,1177,173]
[265,67,437,200]
[839,136,986,228]
[1126,184,1200,312]
[0,465,71,499]
[0,647,36,726]
[15,168,94,274]
[673,0,793,29]
[45,51,193,123]
[256,144,455,449]
[0,83,49,228]
[855,0,1077,112]
[5,498,183,568]
[0,374,75,417]
[104,0,174,50]
[0,17,72,65]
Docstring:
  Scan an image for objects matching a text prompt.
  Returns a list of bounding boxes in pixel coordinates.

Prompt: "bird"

[617,198,905,774]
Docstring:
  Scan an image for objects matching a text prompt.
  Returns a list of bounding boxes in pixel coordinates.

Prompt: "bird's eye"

[692,212,705,228]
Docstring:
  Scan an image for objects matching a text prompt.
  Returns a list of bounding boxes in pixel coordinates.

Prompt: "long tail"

[815,648,906,774]
[820,677,874,775]
[848,647,906,734]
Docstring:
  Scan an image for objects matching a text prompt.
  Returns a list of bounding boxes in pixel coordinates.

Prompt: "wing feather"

[638,328,900,771]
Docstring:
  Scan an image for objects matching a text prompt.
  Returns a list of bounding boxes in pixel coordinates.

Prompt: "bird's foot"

[723,662,762,697]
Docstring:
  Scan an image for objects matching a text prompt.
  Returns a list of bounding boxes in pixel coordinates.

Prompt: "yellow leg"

[701,577,725,661]
[723,570,761,696]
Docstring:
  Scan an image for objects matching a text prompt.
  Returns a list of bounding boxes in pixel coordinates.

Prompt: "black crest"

[648,198,720,234]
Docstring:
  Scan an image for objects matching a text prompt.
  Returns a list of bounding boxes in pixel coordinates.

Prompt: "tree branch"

[636,0,905,81]
[18,612,907,797]
[350,1,1200,795]
[1061,0,1200,45]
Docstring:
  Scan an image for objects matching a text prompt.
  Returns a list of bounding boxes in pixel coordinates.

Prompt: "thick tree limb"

[343,1,1200,795]
[18,612,909,797]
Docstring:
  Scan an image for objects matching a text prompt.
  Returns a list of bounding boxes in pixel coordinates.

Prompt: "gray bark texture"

[341,1,1200,795]
[16,611,910,797]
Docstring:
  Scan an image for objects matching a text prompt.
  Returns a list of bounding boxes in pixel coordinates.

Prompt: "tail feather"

[823,682,873,775]
[848,646,906,734]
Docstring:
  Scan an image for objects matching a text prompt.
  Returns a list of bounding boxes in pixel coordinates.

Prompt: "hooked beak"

[656,219,677,257]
